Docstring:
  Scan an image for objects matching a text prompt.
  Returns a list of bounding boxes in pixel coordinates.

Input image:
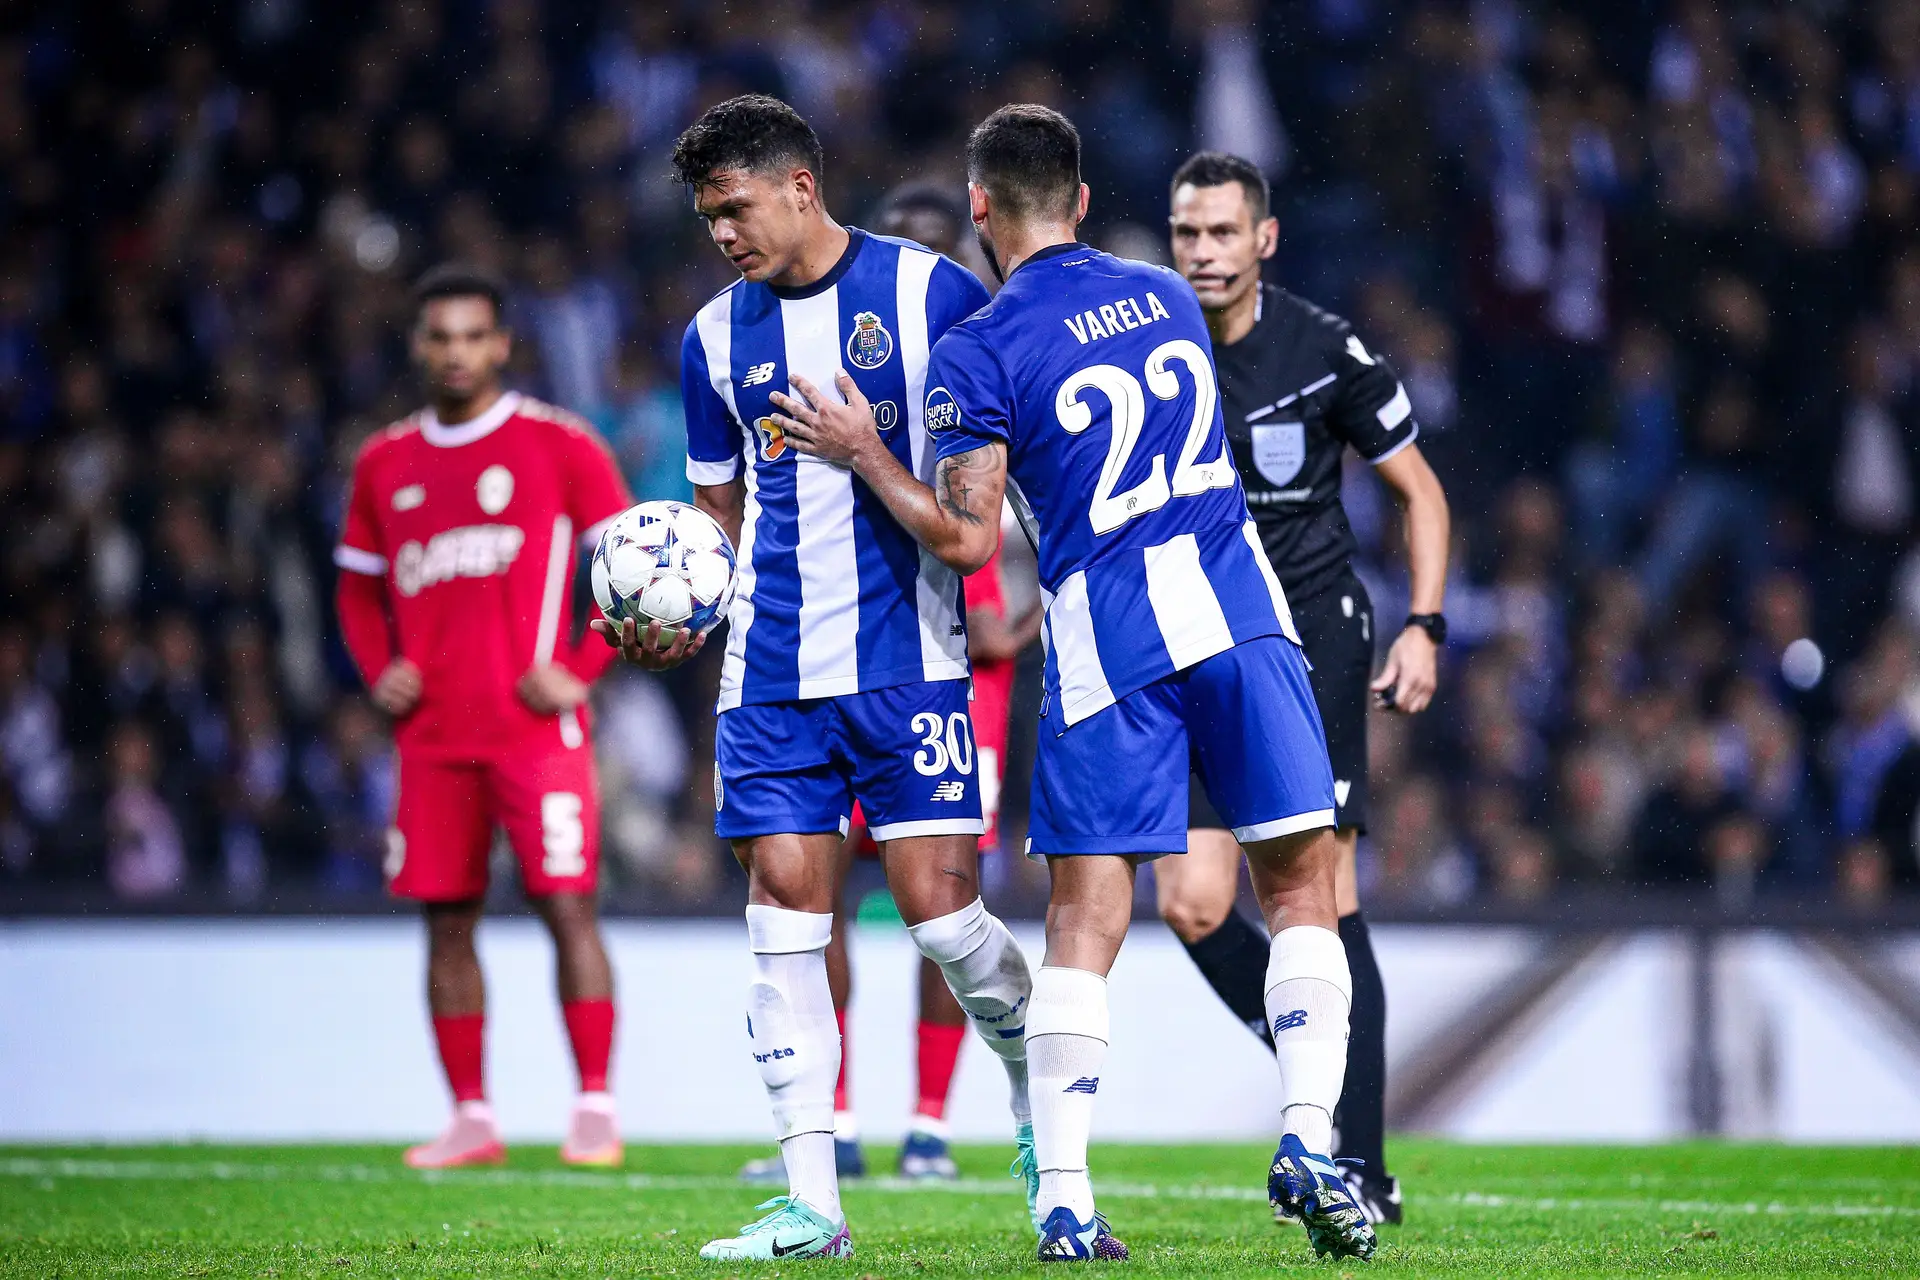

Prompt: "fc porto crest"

[846,310,894,370]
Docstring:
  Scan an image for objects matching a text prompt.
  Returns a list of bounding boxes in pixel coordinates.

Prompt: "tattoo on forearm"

[936,450,989,526]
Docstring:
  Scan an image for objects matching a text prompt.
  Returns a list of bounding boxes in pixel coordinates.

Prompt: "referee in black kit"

[1156,152,1452,1226]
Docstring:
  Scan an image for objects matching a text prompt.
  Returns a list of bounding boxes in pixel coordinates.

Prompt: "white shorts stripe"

[1233,808,1336,843]
[1144,533,1235,670]
[868,817,987,841]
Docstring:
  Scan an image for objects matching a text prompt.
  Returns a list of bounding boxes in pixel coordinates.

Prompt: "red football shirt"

[335,392,632,758]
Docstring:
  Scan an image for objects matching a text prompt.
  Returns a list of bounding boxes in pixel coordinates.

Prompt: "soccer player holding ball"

[772,106,1377,1262]
[1164,152,1453,1227]
[333,266,634,1168]
[600,96,1037,1262]
[733,183,1041,1187]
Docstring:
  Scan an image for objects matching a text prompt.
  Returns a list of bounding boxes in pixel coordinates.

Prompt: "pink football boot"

[404,1100,507,1169]
[560,1092,623,1167]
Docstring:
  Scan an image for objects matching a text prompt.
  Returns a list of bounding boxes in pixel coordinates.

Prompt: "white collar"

[421,391,521,447]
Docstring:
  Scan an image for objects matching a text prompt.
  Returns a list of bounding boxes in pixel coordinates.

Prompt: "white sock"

[745,904,842,1221]
[1264,925,1352,1156]
[1025,966,1108,1222]
[779,1131,838,1218]
[906,898,1034,1125]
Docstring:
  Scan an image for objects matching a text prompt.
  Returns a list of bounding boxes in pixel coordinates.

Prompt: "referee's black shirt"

[1215,285,1420,604]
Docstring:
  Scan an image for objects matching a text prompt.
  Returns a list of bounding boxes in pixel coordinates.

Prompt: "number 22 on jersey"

[1055,337,1237,536]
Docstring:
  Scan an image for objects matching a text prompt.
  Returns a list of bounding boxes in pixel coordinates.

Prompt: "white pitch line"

[3,1158,1918,1221]
[1445,1191,1920,1220]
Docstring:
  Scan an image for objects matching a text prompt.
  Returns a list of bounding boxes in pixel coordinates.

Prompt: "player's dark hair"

[966,104,1081,223]
[1171,151,1271,223]
[876,180,967,247]
[671,94,825,190]
[410,263,506,325]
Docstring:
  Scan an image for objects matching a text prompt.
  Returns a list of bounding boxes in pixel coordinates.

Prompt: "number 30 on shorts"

[910,711,974,777]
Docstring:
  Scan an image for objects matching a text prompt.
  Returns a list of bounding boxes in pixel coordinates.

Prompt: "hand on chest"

[738,368,906,467]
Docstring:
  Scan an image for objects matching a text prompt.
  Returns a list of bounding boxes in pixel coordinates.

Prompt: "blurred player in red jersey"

[333,265,634,1168]
[739,186,1040,1183]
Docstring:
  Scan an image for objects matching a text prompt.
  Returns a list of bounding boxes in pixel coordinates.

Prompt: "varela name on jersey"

[682,229,992,711]
[927,243,1301,729]
[1061,290,1172,345]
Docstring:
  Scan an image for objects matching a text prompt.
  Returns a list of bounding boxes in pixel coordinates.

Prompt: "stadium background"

[5,0,1920,1144]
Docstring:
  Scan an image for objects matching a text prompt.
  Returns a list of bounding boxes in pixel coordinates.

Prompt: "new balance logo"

[1273,1009,1310,1034]
[742,362,777,387]
[1064,1077,1100,1095]
[931,780,966,802]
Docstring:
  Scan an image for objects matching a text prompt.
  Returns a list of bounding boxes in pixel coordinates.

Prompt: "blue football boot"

[898,1123,959,1181]
[1036,1205,1129,1262]
[1267,1134,1378,1260]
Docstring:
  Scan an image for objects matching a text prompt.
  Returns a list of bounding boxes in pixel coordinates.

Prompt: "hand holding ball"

[590,501,738,663]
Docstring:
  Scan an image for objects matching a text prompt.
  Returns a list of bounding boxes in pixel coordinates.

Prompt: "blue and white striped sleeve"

[682,320,742,486]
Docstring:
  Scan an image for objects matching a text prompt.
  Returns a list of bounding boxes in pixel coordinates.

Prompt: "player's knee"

[535,891,599,938]
[885,837,980,922]
[1159,890,1230,945]
[423,900,482,951]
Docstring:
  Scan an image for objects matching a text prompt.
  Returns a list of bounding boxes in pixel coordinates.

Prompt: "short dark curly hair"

[1170,151,1271,222]
[671,94,825,191]
[966,104,1081,223]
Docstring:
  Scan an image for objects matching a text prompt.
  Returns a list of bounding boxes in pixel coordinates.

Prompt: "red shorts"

[852,659,1015,855]
[387,733,600,902]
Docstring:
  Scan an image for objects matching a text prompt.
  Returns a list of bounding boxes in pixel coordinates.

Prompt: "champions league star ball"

[591,500,738,638]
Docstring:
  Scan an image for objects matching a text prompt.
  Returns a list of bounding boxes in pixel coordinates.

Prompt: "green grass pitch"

[4,1141,1917,1277]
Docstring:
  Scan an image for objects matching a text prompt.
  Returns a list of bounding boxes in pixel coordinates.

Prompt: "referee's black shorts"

[1190,572,1373,835]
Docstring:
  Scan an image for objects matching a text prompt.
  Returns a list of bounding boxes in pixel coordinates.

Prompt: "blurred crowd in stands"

[2,0,1920,908]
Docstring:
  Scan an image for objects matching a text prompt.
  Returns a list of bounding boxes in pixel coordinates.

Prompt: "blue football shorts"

[714,678,985,843]
[1026,634,1335,857]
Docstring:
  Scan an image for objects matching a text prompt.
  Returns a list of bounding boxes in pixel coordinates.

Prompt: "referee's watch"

[1404,613,1448,645]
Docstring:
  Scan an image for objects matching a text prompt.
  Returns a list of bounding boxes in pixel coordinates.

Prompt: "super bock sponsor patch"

[924,386,961,433]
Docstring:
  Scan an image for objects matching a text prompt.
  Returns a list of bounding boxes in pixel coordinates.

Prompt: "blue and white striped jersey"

[929,242,1301,729]
[683,229,993,711]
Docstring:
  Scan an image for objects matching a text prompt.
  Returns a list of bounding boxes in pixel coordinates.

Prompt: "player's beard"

[975,227,1006,285]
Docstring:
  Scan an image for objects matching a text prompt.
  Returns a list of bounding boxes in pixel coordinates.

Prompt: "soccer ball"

[590,500,737,638]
